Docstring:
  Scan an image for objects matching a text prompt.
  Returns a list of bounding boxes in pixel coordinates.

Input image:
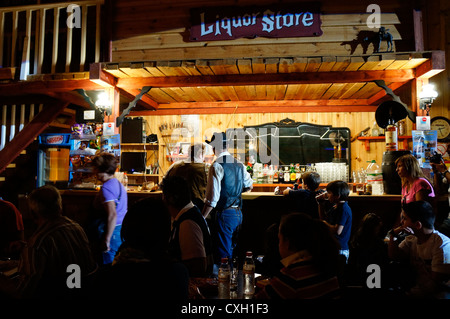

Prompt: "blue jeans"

[215,208,242,262]
[101,224,122,265]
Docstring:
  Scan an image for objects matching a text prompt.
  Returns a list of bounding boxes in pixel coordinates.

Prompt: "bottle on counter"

[273,165,279,183]
[385,118,398,151]
[295,163,301,181]
[268,165,274,184]
[284,166,290,184]
[246,162,253,178]
[263,164,269,183]
[290,164,296,183]
[218,257,231,299]
[366,160,384,195]
[243,251,255,296]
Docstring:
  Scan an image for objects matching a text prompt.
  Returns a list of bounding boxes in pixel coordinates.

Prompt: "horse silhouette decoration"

[376,27,394,52]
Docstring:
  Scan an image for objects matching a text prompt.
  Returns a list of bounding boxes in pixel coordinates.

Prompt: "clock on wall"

[430,116,450,142]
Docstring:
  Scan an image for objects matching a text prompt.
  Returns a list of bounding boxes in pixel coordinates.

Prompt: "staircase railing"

[0,0,104,79]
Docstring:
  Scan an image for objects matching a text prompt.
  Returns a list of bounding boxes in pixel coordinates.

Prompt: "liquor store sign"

[189,3,322,41]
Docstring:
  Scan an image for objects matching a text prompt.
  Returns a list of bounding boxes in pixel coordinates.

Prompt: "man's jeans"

[215,207,242,262]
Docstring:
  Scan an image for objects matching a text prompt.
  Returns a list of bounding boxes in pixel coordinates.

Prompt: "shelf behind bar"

[357,136,412,151]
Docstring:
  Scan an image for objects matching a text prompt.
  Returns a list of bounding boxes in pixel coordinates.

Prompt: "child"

[317,180,353,261]
[283,171,323,219]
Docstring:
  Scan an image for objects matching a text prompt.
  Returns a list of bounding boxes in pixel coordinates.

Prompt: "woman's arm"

[102,201,117,252]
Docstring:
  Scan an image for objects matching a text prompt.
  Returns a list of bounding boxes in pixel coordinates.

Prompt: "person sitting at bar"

[91,152,128,266]
[255,213,341,299]
[395,153,435,206]
[1,185,97,299]
[347,213,389,287]
[89,197,189,300]
[282,171,323,218]
[161,175,213,277]
[0,197,24,260]
[431,151,450,237]
[388,200,450,298]
[164,143,209,211]
[317,180,353,263]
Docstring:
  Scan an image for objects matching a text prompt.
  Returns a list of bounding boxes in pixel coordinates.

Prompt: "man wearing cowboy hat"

[202,131,253,268]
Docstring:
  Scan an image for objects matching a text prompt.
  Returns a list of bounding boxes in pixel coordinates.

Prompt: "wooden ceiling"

[90,50,445,115]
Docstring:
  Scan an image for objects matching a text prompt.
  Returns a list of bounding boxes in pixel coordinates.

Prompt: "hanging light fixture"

[95,91,112,116]
[419,84,438,112]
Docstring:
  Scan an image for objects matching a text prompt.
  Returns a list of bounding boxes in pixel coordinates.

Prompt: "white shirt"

[204,151,253,208]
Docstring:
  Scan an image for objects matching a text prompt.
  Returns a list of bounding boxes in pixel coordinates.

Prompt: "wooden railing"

[0,0,104,79]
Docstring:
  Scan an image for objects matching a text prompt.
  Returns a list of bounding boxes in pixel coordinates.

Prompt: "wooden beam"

[0,100,69,173]
[89,63,117,87]
[415,51,445,79]
[116,69,416,89]
[129,101,377,116]
[0,79,103,96]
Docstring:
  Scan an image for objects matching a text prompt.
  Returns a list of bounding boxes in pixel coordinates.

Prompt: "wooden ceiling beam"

[130,101,377,116]
[116,69,415,89]
[0,79,103,96]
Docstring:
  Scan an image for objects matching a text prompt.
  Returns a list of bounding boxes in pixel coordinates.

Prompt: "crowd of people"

[1,137,449,300]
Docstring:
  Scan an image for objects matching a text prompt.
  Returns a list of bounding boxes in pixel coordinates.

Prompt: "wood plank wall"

[111,0,414,61]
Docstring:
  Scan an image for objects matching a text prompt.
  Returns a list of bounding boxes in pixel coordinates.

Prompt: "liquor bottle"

[263,164,269,183]
[243,251,255,296]
[278,166,284,183]
[273,165,279,183]
[295,163,301,181]
[268,165,274,184]
[290,164,296,183]
[218,257,230,299]
[284,166,290,184]
[246,162,253,178]
[385,118,398,151]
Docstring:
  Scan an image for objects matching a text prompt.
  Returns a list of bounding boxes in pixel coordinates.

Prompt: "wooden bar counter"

[55,188,402,257]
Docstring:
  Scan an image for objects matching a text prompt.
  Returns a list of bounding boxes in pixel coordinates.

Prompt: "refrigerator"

[37,133,72,188]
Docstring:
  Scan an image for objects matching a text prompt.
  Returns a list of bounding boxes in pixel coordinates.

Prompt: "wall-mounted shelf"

[357,136,412,151]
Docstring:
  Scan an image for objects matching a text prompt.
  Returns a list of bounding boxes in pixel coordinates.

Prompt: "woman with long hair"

[395,154,435,206]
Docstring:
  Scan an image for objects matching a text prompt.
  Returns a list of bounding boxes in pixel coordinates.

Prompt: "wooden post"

[51,7,60,74]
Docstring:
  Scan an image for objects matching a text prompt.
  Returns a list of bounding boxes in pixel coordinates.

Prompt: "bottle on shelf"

[366,160,384,195]
[218,257,231,299]
[243,251,255,296]
[371,121,380,137]
[385,118,398,151]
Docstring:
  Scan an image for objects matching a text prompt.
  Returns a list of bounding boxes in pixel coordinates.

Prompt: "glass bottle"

[290,164,296,183]
[218,257,230,299]
[385,118,398,151]
[243,251,255,296]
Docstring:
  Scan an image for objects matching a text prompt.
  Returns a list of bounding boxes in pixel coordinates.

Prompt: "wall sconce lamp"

[95,91,112,116]
[419,84,438,114]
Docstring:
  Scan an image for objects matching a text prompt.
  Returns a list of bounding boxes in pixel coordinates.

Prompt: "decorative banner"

[190,3,322,41]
